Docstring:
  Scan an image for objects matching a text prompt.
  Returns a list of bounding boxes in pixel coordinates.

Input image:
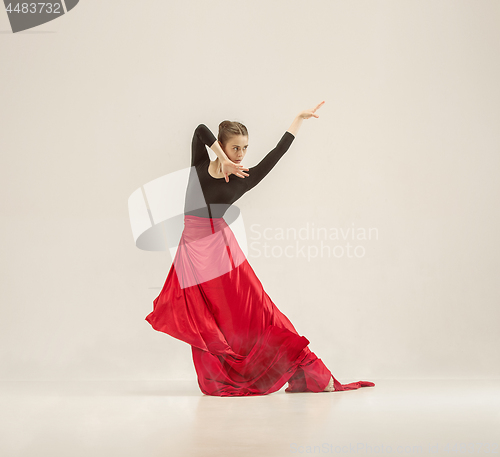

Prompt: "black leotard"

[184,124,295,219]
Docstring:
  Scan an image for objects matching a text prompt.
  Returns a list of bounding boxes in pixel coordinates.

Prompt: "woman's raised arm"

[243,101,325,192]
[243,131,295,192]
[286,100,325,136]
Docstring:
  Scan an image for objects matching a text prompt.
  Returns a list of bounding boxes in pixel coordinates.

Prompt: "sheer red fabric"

[145,215,375,396]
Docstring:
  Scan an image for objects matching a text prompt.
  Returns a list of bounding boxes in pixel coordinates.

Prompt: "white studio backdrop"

[0,0,499,382]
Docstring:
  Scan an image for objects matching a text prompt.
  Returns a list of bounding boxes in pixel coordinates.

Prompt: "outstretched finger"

[313,101,325,111]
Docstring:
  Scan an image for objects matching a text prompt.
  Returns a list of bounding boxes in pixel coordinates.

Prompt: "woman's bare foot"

[323,376,335,392]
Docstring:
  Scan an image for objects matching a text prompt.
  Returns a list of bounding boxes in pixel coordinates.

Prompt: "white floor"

[1,378,499,457]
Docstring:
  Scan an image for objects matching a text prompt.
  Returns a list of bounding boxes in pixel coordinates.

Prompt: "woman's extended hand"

[298,100,325,120]
[221,159,250,183]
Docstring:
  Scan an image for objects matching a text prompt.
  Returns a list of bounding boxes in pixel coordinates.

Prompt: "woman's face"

[219,135,248,164]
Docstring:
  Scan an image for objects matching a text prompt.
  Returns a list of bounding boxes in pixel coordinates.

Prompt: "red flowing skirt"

[145,214,375,396]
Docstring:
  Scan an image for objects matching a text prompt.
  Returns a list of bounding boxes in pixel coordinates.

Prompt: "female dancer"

[146,101,375,396]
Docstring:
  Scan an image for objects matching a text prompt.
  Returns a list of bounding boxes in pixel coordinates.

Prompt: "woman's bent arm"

[208,138,230,164]
[191,124,217,167]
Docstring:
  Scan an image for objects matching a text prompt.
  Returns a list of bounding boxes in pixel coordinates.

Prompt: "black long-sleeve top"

[184,124,295,219]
